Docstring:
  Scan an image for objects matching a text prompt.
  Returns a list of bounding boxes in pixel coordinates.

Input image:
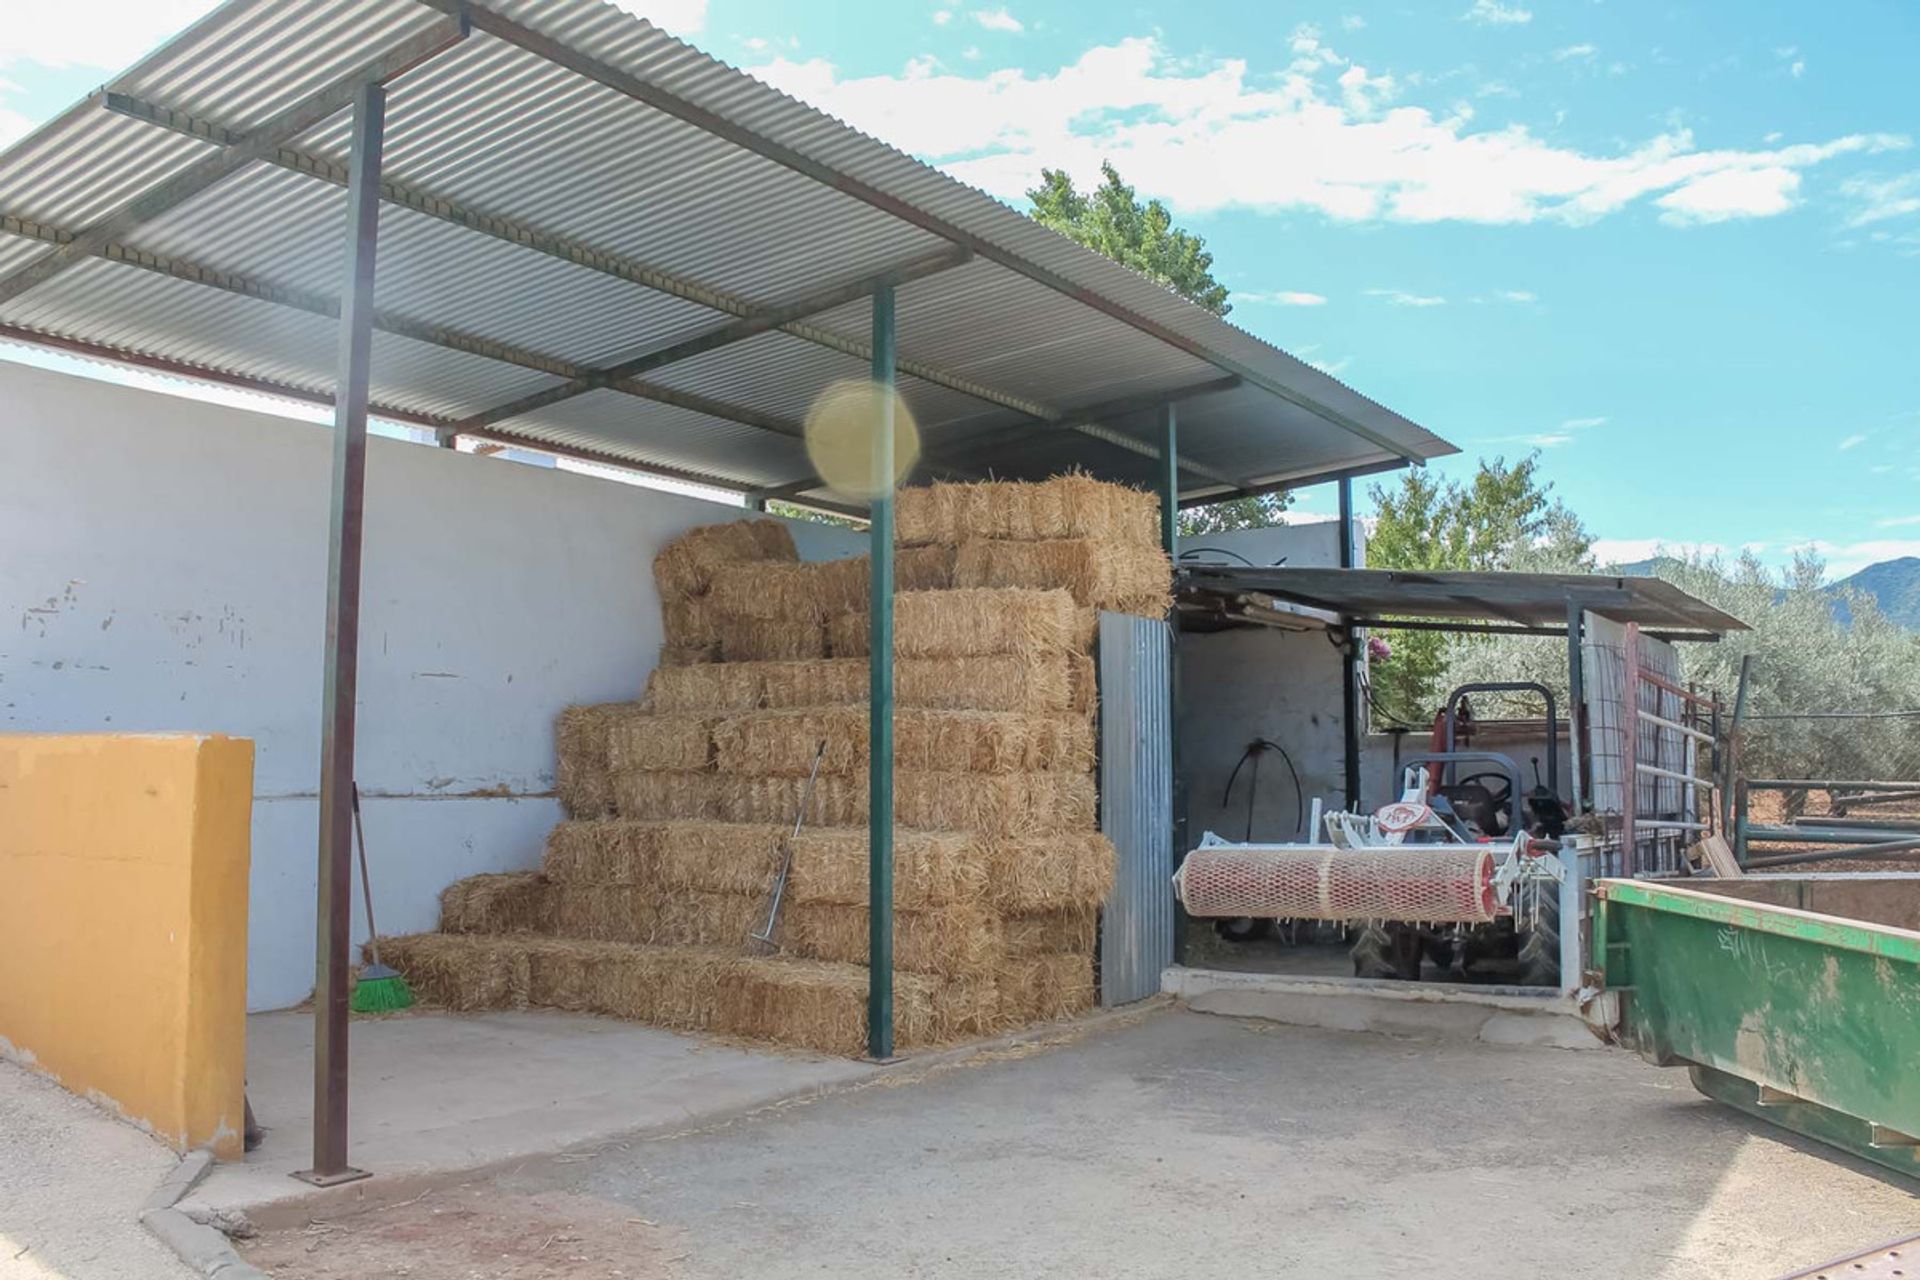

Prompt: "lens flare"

[803,378,920,500]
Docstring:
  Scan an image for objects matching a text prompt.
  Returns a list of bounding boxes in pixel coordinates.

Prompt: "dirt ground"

[239,1008,1920,1280]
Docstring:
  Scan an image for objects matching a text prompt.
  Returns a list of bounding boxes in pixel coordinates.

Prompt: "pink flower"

[1366,635,1393,662]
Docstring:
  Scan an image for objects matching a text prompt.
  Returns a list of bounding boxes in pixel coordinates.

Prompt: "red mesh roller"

[1175,844,1502,924]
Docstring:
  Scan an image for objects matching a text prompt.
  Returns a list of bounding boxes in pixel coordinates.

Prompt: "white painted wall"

[0,362,859,1010]
[1176,522,1358,845]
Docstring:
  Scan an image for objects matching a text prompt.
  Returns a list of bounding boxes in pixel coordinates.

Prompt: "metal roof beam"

[1176,456,1410,509]
[444,244,970,435]
[0,21,464,307]
[0,216,820,456]
[99,97,1056,424]
[424,0,1421,465]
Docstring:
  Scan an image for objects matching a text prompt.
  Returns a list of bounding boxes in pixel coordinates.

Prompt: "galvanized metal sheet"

[0,0,1456,497]
[1098,610,1174,1006]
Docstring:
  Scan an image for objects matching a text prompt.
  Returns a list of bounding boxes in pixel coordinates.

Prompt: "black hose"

[1221,737,1306,837]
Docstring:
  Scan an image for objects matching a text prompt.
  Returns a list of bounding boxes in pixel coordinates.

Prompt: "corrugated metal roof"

[0,0,1457,505]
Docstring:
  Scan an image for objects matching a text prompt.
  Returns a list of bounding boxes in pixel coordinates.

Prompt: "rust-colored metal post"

[296,80,386,1187]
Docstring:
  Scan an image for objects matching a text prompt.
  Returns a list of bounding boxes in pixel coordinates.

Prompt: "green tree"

[1028,162,1232,316]
[1177,492,1293,538]
[1366,453,1592,721]
[1030,161,1280,532]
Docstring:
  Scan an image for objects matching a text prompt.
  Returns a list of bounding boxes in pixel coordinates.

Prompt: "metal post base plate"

[291,1166,371,1187]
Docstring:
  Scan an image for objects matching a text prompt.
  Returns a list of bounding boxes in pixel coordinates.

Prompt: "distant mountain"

[1607,554,1920,630]
[1830,557,1920,630]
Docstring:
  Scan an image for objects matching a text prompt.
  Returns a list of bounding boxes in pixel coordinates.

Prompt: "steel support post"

[295,82,385,1188]
[1565,599,1587,814]
[1161,404,1188,967]
[867,284,897,1061]
[1339,478,1362,812]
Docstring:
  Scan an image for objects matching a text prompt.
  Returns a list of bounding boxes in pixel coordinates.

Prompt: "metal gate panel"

[1098,611,1173,1006]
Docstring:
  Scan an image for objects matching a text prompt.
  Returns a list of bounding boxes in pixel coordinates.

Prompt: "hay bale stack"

[392,475,1166,1056]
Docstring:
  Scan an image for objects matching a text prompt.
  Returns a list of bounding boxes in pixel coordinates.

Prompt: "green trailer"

[1587,873,1920,1180]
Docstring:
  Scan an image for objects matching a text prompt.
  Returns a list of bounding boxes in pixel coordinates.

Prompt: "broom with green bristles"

[349,783,415,1014]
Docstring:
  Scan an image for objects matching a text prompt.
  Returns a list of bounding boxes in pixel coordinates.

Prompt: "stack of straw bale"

[379,476,1163,1053]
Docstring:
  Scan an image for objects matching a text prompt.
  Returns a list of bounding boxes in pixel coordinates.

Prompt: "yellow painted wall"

[0,733,252,1158]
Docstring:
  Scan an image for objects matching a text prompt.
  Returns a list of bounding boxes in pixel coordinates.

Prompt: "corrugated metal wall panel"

[1098,610,1174,1006]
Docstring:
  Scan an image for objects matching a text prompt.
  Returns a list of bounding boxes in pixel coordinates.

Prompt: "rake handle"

[351,782,382,967]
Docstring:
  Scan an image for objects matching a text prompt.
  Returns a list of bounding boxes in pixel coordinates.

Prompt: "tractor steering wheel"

[1453,770,1515,832]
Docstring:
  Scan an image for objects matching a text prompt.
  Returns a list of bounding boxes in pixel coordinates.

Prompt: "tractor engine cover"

[1174,843,1503,925]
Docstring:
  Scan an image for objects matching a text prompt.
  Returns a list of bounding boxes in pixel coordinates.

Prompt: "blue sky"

[4,1,1918,576]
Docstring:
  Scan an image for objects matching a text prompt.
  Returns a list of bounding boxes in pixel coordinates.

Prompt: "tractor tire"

[1352,922,1421,980]
[1213,917,1274,944]
[1517,891,1562,989]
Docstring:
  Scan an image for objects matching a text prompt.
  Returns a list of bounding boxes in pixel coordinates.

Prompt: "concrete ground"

[240,1008,1920,1280]
[192,1008,877,1218]
[0,1059,194,1280]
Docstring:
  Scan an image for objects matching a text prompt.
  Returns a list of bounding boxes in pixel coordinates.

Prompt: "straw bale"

[713,708,1081,777]
[605,713,715,774]
[377,933,532,1011]
[650,821,786,897]
[758,659,867,708]
[954,538,1171,610]
[662,595,722,648]
[542,820,658,885]
[550,886,658,943]
[1004,909,1099,956]
[896,475,1160,548]
[788,769,1097,834]
[897,544,959,591]
[650,654,1071,714]
[650,890,769,947]
[825,588,1077,660]
[712,773,860,828]
[554,701,643,819]
[611,770,727,821]
[652,519,797,599]
[658,643,717,667]
[995,952,1096,1026]
[1067,652,1097,718]
[785,829,986,910]
[783,900,999,977]
[643,662,767,713]
[709,558,868,622]
[438,872,552,935]
[985,833,1116,913]
[718,616,828,663]
[716,955,968,1055]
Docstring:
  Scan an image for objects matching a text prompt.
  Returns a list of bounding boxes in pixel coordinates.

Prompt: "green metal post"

[1160,403,1178,561]
[867,284,897,1060]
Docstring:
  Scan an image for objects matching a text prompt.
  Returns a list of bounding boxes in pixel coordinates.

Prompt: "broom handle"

[352,782,382,968]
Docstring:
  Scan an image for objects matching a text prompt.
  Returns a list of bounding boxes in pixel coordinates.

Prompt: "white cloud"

[1553,44,1599,61]
[745,36,1909,228]
[1789,539,1920,579]
[1462,0,1533,25]
[1655,166,1802,224]
[1498,289,1538,302]
[613,0,709,35]
[1486,415,1605,448]
[972,7,1024,32]
[0,0,217,69]
[1790,59,1806,79]
[1591,538,1728,565]
[1876,515,1920,528]
[1367,288,1446,306]
[1241,290,1328,306]
[934,9,953,24]
[1307,354,1353,375]
[1838,433,1869,450]
[1341,15,1367,30]
[1842,172,1920,227]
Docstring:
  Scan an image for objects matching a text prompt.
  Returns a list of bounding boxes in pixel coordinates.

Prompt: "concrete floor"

[0,1060,195,1280]
[191,1008,875,1218]
[245,1007,1920,1279]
